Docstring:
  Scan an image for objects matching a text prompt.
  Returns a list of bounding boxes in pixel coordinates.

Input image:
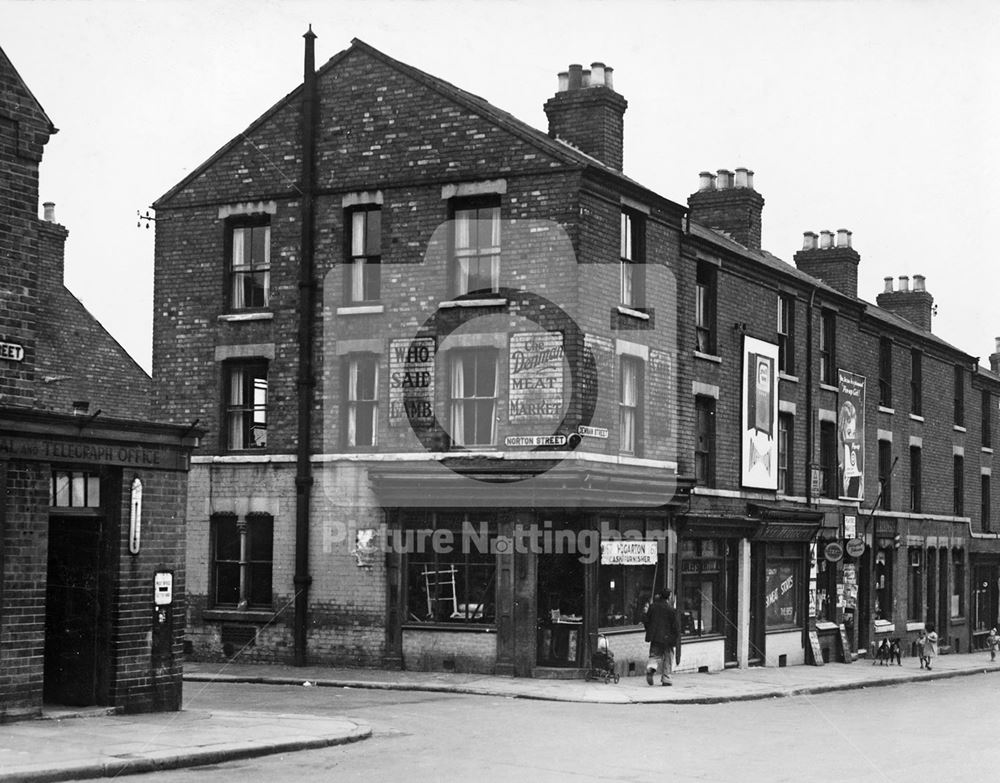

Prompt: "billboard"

[838,370,866,500]
[741,336,779,489]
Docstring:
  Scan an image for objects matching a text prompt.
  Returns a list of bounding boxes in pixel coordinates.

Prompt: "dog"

[872,638,903,666]
[873,639,891,665]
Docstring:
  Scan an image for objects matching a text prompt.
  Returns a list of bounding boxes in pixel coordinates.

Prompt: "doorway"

[44,516,111,706]
[536,552,585,667]
[748,543,765,665]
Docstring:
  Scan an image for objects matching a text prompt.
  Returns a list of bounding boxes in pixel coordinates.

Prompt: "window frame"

[874,546,893,622]
[983,389,993,449]
[983,473,992,533]
[695,261,717,355]
[951,548,965,619]
[225,217,271,311]
[619,355,644,456]
[210,511,274,610]
[777,413,792,495]
[911,349,923,416]
[345,205,382,304]
[908,547,923,621]
[450,197,501,297]
[878,439,892,510]
[620,209,646,309]
[777,293,795,376]
[223,359,269,451]
[910,446,922,513]
[954,364,965,427]
[820,421,837,499]
[764,542,805,631]
[448,347,499,448]
[345,353,379,448]
[819,309,836,385]
[954,454,965,516]
[679,537,735,638]
[878,337,892,408]
[694,395,716,487]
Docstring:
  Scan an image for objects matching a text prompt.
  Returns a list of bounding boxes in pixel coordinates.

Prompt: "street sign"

[504,434,567,447]
[577,425,609,439]
[0,342,24,362]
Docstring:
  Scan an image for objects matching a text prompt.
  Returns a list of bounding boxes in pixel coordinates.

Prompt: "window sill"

[693,350,721,364]
[910,414,925,423]
[983,447,994,455]
[337,304,384,315]
[950,617,967,626]
[202,609,275,623]
[906,621,925,632]
[819,383,838,393]
[616,305,650,321]
[878,406,895,415]
[873,620,895,634]
[815,621,839,631]
[218,311,273,322]
[778,372,799,384]
[599,624,645,635]
[954,425,967,433]
[439,297,508,309]
[766,626,804,635]
[681,632,725,642]
[401,623,497,633]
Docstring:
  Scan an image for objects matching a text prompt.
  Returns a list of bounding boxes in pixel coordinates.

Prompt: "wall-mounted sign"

[845,538,866,558]
[838,370,866,500]
[578,425,609,439]
[352,529,380,568]
[389,337,435,426]
[0,435,187,470]
[154,572,173,606]
[508,333,564,422]
[824,542,845,562]
[741,337,779,490]
[0,342,24,362]
[129,477,143,555]
[844,514,857,539]
[505,434,567,447]
[600,540,658,565]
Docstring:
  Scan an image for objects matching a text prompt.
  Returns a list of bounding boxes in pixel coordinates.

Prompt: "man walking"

[644,589,681,686]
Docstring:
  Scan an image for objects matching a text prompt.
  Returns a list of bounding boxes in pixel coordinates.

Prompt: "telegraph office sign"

[0,342,24,362]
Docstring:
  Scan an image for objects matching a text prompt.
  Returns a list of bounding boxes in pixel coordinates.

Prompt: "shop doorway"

[536,552,585,667]
[44,516,111,706]
[724,541,739,665]
[748,544,765,666]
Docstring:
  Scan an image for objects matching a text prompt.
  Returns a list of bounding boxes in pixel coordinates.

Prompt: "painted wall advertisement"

[508,332,565,422]
[741,336,779,490]
[389,337,435,426]
[837,370,866,500]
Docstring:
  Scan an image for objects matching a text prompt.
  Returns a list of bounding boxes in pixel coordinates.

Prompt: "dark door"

[536,552,585,667]
[724,540,739,665]
[748,543,765,665]
[44,517,106,706]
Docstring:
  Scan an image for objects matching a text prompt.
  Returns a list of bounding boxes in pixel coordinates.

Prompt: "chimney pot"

[604,66,615,91]
[581,69,591,88]
[747,170,755,190]
[557,71,569,92]
[716,169,734,189]
[883,276,894,293]
[899,275,910,292]
[836,228,851,248]
[699,171,715,191]
[43,202,55,222]
[995,336,1000,353]
[819,230,834,249]
[734,167,749,188]
[803,231,819,250]
[590,62,606,87]
[568,64,583,90]
[912,274,926,292]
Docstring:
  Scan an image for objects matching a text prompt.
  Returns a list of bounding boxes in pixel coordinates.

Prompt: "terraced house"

[152,32,1000,678]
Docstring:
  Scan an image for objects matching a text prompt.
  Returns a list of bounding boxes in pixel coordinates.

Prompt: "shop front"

[969,544,1000,652]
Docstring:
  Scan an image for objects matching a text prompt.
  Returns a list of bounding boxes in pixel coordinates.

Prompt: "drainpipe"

[294,25,318,667]
[805,287,817,505]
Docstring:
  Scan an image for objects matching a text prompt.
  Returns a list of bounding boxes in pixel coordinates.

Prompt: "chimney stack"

[793,227,861,298]
[990,337,1000,375]
[544,61,628,171]
[687,167,765,250]
[876,275,935,332]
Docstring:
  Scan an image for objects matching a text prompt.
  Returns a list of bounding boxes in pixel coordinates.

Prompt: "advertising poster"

[508,332,565,422]
[837,370,866,500]
[741,336,779,489]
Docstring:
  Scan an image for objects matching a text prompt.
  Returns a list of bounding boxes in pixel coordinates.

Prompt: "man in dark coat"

[644,589,681,686]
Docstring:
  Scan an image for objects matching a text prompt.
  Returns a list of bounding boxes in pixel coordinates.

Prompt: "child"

[922,623,938,671]
[916,628,928,669]
[987,627,1000,662]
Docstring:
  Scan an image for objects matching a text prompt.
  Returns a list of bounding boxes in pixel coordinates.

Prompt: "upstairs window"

[346,354,378,448]
[347,207,381,303]
[695,396,716,487]
[983,389,993,449]
[820,421,837,499]
[954,365,965,427]
[620,209,645,309]
[453,199,500,296]
[777,294,795,375]
[619,356,644,455]
[878,440,892,510]
[954,455,965,516]
[911,349,923,416]
[983,474,992,533]
[910,446,922,513]
[777,413,792,494]
[878,337,892,407]
[695,262,717,354]
[819,309,836,385]
[225,360,268,450]
[449,348,498,447]
[228,220,270,310]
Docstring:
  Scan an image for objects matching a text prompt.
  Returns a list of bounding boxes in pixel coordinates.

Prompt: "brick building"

[0,46,200,720]
[152,33,1000,677]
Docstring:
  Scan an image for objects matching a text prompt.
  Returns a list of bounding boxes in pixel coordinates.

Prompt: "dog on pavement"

[873,638,902,666]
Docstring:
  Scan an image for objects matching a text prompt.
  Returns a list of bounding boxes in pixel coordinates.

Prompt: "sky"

[4,0,999,374]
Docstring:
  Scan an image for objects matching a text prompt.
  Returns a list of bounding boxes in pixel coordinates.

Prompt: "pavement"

[2,651,997,782]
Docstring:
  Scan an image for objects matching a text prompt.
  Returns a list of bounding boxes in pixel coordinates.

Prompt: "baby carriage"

[585,633,620,684]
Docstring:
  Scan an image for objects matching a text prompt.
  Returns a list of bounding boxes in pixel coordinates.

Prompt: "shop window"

[878,337,892,407]
[983,474,992,533]
[874,547,893,621]
[954,455,965,517]
[910,446,922,513]
[680,538,733,637]
[973,567,993,632]
[908,548,924,621]
[346,206,381,303]
[345,354,378,448]
[820,421,837,499]
[951,549,965,618]
[620,209,645,309]
[984,389,993,449]
[405,514,496,624]
[211,512,273,609]
[954,365,965,427]
[694,395,715,486]
[777,293,795,375]
[765,542,803,630]
[224,360,268,450]
[819,309,836,385]
[814,551,838,622]
[619,355,644,455]
[50,470,100,508]
[452,198,500,296]
[777,413,792,494]
[449,348,498,447]
[911,349,922,416]
[598,520,666,629]
[227,219,270,310]
[878,440,892,510]
[695,261,717,354]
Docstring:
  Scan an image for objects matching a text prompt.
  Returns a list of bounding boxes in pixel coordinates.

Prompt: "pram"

[584,633,620,684]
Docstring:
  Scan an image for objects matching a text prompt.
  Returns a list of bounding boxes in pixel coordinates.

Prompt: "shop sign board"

[600,540,658,565]
[0,434,187,470]
[508,333,564,422]
[824,541,845,562]
[0,342,24,362]
[504,434,567,447]
[388,337,435,425]
[845,538,866,558]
